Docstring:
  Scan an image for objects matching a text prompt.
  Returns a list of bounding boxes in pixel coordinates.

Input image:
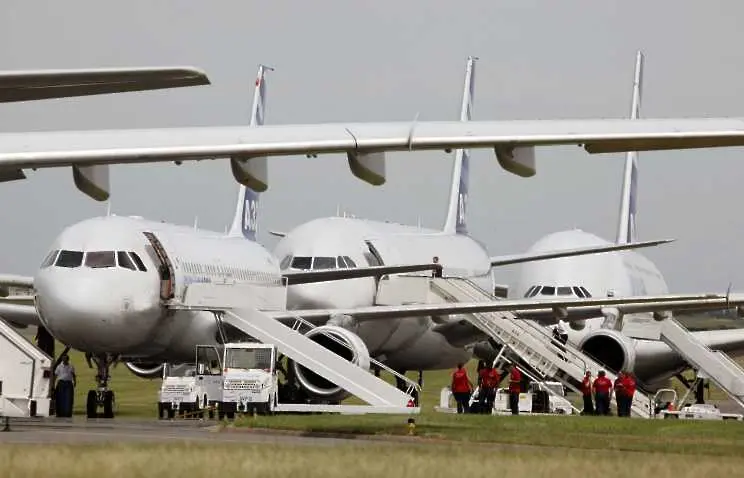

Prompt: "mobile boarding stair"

[168,282,418,415]
[658,318,744,411]
[0,319,53,426]
[427,277,653,418]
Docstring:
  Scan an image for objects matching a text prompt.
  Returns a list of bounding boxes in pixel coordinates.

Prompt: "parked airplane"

[512,51,744,391]
[1,63,737,417]
[0,59,744,201]
[0,66,209,103]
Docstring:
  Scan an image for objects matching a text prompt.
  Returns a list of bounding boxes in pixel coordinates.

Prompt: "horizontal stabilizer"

[490,238,674,267]
[72,164,110,201]
[269,230,286,237]
[0,66,210,103]
[347,151,386,186]
[283,263,441,285]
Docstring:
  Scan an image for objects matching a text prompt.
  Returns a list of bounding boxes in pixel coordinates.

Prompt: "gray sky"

[1,1,744,293]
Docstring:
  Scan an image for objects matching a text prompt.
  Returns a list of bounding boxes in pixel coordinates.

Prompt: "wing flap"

[490,238,674,267]
[0,303,40,327]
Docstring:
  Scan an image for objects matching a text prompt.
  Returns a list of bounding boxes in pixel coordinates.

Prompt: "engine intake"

[124,361,164,379]
[578,329,636,374]
[290,325,370,402]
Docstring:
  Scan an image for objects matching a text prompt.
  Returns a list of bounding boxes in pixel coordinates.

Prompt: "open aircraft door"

[142,231,177,302]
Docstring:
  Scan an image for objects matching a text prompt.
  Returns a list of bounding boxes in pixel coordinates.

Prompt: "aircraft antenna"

[193,216,199,230]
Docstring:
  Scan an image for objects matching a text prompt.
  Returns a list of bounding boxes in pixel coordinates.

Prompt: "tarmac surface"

[0,417,370,446]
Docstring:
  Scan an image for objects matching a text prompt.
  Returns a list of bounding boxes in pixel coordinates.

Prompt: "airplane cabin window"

[540,286,556,296]
[41,249,59,268]
[291,256,312,270]
[85,251,116,269]
[557,286,573,296]
[279,255,293,270]
[312,257,336,269]
[117,251,137,271]
[129,252,148,272]
[579,286,592,298]
[55,250,84,268]
[343,256,357,268]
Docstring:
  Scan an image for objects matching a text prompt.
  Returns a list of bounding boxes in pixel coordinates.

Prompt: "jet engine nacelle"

[290,325,371,402]
[124,360,164,379]
[577,329,637,374]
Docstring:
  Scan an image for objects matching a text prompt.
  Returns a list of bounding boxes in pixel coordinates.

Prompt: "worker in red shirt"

[614,371,626,416]
[451,363,473,414]
[592,370,613,416]
[580,370,594,415]
[620,371,636,417]
[508,364,522,415]
[478,366,501,414]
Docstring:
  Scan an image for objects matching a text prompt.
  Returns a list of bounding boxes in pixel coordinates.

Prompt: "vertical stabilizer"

[442,55,477,235]
[616,51,643,245]
[227,64,273,241]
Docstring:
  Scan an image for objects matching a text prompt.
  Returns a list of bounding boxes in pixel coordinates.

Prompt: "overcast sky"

[1,1,744,293]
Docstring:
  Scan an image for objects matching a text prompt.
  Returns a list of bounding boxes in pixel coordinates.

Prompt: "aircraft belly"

[355,317,429,355]
[384,329,472,371]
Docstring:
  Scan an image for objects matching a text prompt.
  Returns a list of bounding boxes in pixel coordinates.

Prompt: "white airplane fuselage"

[273,216,493,370]
[34,215,282,362]
[514,229,744,390]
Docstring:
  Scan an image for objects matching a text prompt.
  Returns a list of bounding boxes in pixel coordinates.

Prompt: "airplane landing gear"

[85,353,116,419]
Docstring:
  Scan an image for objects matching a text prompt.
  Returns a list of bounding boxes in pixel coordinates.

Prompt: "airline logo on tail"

[242,187,259,240]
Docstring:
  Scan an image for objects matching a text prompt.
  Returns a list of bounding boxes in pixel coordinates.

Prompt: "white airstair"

[428,277,653,418]
[660,318,744,410]
[0,319,53,422]
[169,282,417,414]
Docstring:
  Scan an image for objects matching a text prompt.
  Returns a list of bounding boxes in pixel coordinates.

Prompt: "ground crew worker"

[508,364,522,415]
[621,371,636,417]
[451,363,473,414]
[592,370,612,416]
[479,365,500,414]
[614,371,626,416]
[580,370,594,415]
[54,354,76,418]
[432,256,443,278]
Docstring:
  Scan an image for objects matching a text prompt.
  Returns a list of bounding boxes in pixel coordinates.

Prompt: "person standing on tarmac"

[508,364,522,415]
[54,354,76,418]
[431,256,443,278]
[592,370,613,416]
[479,365,500,414]
[451,363,473,414]
[621,371,636,417]
[580,370,594,415]
[614,371,627,416]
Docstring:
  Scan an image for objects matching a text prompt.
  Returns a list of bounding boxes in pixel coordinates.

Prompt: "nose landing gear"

[85,353,116,419]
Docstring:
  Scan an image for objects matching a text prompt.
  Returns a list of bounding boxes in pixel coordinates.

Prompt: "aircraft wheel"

[102,391,115,419]
[86,391,97,419]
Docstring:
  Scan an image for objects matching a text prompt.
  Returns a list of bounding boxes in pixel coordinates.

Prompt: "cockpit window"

[85,251,116,269]
[579,286,592,298]
[336,256,347,268]
[291,256,312,270]
[540,286,556,296]
[117,251,136,271]
[129,252,147,272]
[572,286,585,298]
[41,250,59,268]
[55,250,83,268]
[523,286,535,298]
[557,286,573,296]
[529,286,541,298]
[312,257,336,270]
[279,255,293,270]
[343,256,357,268]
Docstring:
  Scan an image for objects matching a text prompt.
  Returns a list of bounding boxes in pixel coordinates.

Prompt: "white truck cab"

[219,343,278,418]
[157,345,223,419]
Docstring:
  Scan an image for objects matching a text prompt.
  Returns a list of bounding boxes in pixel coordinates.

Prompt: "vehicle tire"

[226,411,235,420]
[167,407,176,419]
[102,391,115,419]
[86,390,97,419]
[194,400,203,419]
[157,403,165,420]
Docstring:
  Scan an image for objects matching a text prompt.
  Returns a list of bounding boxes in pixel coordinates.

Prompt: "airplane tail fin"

[616,51,643,245]
[227,64,272,241]
[442,55,477,235]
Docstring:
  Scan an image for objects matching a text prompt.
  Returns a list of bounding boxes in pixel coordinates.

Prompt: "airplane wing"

[0,302,39,327]
[489,238,673,267]
[283,263,441,285]
[268,293,744,322]
[4,117,744,200]
[0,66,210,103]
[0,273,34,297]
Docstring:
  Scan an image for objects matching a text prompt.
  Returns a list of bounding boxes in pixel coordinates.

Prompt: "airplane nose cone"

[35,270,161,354]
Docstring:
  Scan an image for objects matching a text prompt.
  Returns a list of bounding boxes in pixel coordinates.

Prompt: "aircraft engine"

[124,360,164,379]
[290,325,370,402]
[577,329,637,374]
